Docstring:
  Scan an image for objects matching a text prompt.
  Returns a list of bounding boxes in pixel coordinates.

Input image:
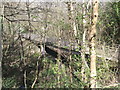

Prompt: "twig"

[103,83,120,88]
[31,61,39,88]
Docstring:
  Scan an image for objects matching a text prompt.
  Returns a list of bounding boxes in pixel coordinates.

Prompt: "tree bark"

[118,46,120,83]
[81,0,89,84]
[67,1,77,37]
[89,0,99,88]
[0,2,4,89]
[67,1,75,84]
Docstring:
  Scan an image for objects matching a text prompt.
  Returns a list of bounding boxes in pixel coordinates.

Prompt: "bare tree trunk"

[57,28,61,88]
[67,1,76,84]
[0,2,4,89]
[31,61,39,88]
[22,1,32,88]
[67,1,77,37]
[18,30,26,88]
[118,46,120,83]
[68,54,73,84]
[81,0,92,86]
[89,0,99,88]
[81,0,88,84]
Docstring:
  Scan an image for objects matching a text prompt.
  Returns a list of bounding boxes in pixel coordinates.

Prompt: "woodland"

[0,0,120,89]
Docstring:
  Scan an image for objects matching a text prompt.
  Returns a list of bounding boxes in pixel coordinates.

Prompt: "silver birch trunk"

[81,0,88,84]
[89,0,99,88]
[67,1,77,37]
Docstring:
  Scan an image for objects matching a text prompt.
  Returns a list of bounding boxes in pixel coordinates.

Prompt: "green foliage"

[96,57,117,87]
[2,77,16,88]
[52,64,60,74]
[2,1,119,88]
[31,15,38,19]
[98,1,120,45]
[62,23,71,30]
[32,53,40,57]
[76,15,83,23]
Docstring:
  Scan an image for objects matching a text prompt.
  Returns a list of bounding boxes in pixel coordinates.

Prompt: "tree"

[81,0,91,86]
[67,1,77,37]
[89,0,99,88]
[2,1,119,88]
[0,1,4,89]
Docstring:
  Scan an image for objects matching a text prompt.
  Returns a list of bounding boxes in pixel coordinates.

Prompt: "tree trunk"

[89,0,99,88]
[0,2,4,89]
[67,1,75,84]
[81,0,88,84]
[67,1,77,37]
[118,46,120,83]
